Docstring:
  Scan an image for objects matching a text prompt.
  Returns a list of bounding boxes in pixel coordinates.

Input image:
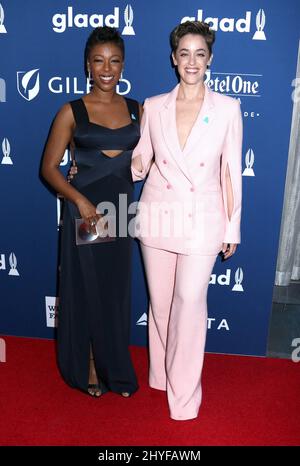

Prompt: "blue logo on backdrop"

[52,3,135,35]
[17,69,40,101]
[16,70,132,100]
[182,8,267,40]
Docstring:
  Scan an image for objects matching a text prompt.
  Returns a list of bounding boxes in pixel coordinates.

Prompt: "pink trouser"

[141,244,217,420]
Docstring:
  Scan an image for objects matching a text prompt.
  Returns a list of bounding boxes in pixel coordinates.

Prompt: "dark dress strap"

[125,98,140,124]
[69,99,89,127]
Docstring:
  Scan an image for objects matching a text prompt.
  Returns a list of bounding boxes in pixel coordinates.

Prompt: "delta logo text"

[0,252,20,276]
[136,313,230,331]
[52,4,135,35]
[16,69,131,101]
[182,8,266,40]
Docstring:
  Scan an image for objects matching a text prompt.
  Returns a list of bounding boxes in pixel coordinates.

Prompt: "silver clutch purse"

[75,218,116,246]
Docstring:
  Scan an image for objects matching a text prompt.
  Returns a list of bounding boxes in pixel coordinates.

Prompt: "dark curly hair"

[170,21,215,56]
[84,26,125,71]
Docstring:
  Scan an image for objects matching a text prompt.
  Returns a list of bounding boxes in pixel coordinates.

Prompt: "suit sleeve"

[221,99,243,244]
[131,98,154,181]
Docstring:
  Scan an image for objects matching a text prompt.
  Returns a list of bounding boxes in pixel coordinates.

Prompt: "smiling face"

[87,42,124,92]
[172,33,212,85]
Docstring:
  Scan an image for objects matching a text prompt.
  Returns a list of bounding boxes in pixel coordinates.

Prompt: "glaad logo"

[243,149,255,176]
[1,137,13,165]
[252,9,266,40]
[45,296,59,328]
[17,69,40,101]
[209,267,244,291]
[0,3,7,33]
[1,252,20,276]
[52,4,135,35]
[9,252,19,276]
[182,8,266,40]
[136,313,147,326]
[0,77,6,102]
[0,338,6,362]
[122,4,135,35]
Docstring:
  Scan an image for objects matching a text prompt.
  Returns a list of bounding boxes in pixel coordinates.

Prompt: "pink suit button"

[163,160,167,164]
[188,213,192,218]
[166,184,171,189]
[190,187,195,192]
[200,162,205,167]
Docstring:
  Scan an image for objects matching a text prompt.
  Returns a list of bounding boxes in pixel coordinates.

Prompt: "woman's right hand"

[76,197,102,235]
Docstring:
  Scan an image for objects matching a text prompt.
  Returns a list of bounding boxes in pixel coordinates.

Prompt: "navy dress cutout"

[57,98,140,395]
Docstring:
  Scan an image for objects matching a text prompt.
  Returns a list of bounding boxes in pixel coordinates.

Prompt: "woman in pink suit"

[132,21,243,421]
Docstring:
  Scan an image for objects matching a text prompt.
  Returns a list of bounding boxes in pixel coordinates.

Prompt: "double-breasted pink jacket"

[131,83,243,255]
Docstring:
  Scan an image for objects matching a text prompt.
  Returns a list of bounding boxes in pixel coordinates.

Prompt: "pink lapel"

[159,83,215,183]
[183,84,215,157]
[159,84,191,183]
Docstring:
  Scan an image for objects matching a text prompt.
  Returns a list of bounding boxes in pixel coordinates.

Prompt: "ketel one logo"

[52,4,135,35]
[1,137,13,165]
[17,69,40,101]
[136,313,147,326]
[0,3,7,33]
[243,149,255,177]
[182,8,266,40]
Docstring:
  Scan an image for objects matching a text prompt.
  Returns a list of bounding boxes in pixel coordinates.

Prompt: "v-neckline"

[175,85,206,153]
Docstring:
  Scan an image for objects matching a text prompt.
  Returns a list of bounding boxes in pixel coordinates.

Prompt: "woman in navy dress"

[42,27,141,397]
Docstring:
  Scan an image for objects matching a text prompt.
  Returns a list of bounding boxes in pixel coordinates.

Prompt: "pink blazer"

[132,83,243,255]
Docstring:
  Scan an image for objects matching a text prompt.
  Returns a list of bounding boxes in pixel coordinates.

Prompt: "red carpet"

[0,336,299,446]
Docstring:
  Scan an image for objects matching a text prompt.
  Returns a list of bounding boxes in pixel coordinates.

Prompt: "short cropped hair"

[84,26,125,65]
[170,21,215,56]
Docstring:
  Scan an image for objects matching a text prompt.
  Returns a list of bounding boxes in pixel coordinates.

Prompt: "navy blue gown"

[57,98,140,395]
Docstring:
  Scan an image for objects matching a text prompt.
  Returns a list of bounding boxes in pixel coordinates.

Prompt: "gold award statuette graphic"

[122,4,135,35]
[1,138,13,165]
[0,3,7,33]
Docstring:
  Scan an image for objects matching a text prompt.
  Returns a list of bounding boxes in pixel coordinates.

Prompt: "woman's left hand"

[222,243,237,260]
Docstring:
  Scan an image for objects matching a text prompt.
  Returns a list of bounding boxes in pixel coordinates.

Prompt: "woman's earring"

[87,70,93,90]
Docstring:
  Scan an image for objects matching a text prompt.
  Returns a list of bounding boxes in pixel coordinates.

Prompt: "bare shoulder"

[53,102,75,128]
